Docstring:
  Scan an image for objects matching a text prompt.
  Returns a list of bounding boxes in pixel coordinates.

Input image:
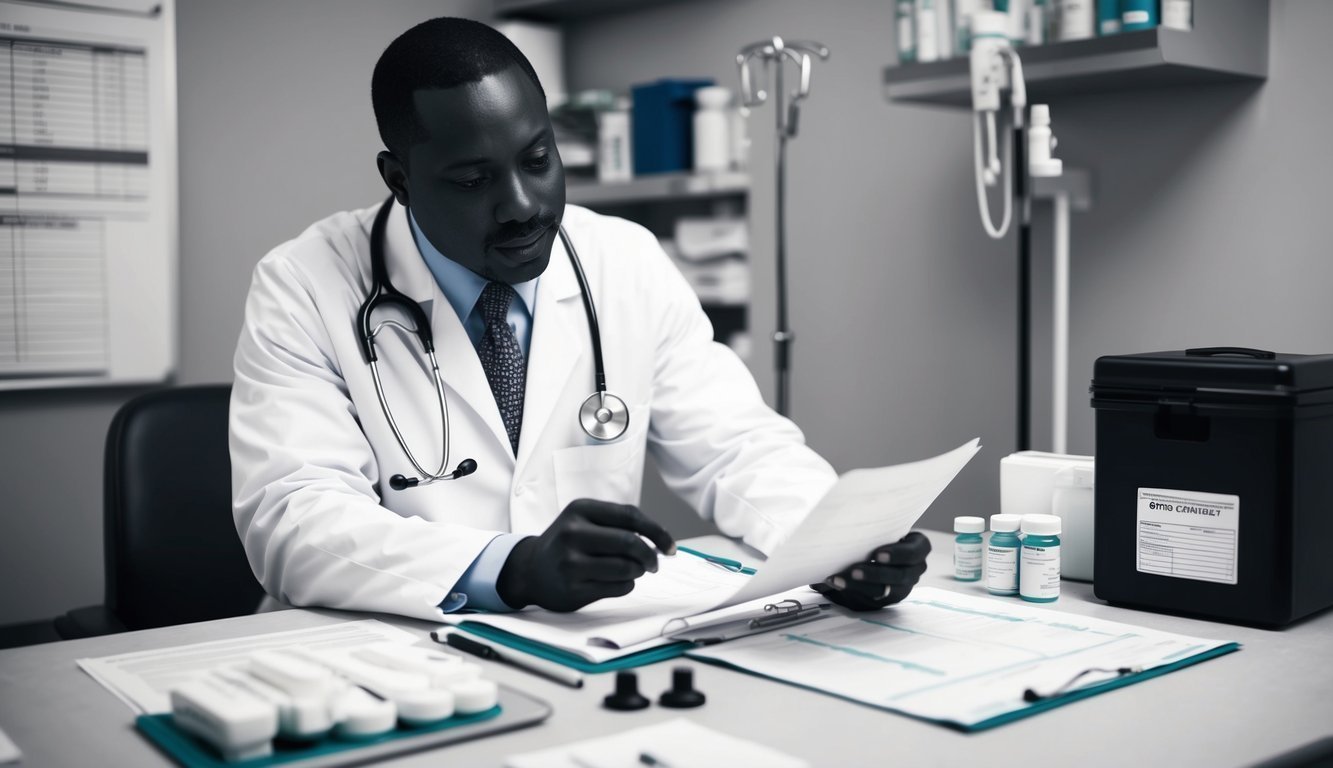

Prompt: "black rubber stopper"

[658,666,705,708]
[602,670,650,711]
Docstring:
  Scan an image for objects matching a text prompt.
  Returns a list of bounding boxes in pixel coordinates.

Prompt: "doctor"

[230,17,930,620]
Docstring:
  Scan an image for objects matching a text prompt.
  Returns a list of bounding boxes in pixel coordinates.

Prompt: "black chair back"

[104,385,263,630]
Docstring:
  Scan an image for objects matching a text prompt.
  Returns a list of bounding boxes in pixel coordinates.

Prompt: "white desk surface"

[0,528,1329,768]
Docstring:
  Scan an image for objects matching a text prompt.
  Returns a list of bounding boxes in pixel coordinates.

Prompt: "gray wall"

[2,0,1329,625]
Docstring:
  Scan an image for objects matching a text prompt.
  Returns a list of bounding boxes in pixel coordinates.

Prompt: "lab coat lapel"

[383,202,515,462]
[516,231,583,472]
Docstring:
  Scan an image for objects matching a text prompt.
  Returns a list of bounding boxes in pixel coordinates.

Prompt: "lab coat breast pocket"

[551,407,649,511]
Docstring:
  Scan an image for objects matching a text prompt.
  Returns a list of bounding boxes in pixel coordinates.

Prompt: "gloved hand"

[811,531,931,611]
[497,498,677,612]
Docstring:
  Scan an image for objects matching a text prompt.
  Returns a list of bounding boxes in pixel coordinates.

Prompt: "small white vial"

[953,516,985,581]
[1020,514,1062,602]
[986,513,1023,596]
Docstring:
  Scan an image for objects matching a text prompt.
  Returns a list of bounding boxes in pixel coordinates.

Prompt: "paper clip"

[749,599,823,629]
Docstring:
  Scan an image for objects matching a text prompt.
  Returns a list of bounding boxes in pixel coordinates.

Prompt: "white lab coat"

[231,200,836,622]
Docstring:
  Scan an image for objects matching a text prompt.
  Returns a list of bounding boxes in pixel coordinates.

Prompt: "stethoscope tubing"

[357,197,627,488]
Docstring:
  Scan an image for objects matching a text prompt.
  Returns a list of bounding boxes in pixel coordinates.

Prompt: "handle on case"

[1185,347,1276,360]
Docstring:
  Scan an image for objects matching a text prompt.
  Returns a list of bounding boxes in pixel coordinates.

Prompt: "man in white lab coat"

[230,17,929,621]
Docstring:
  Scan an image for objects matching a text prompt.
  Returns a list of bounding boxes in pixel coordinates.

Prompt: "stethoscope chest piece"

[580,391,629,441]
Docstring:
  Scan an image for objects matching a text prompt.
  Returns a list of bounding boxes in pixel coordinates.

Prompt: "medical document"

[690,586,1239,730]
[506,718,809,768]
[78,620,418,714]
[448,439,981,661]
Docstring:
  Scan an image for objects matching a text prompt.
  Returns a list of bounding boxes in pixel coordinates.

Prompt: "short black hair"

[372,17,546,159]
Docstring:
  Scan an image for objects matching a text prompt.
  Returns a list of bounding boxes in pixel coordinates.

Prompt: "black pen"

[430,630,584,688]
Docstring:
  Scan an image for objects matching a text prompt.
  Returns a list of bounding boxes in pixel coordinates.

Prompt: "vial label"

[1020,543,1060,600]
[1136,487,1239,585]
[954,541,983,580]
[986,545,1018,594]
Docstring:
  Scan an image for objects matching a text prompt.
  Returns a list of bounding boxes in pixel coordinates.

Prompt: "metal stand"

[1014,120,1031,452]
[736,36,829,418]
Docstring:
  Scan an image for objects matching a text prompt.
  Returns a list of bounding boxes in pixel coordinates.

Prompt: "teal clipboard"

[454,621,693,673]
[688,642,1242,732]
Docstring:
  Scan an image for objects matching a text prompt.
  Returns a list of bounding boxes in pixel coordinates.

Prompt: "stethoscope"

[356,197,629,491]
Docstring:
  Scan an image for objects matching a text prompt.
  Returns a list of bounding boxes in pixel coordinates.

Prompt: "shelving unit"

[565,170,749,207]
[493,0,673,22]
[883,0,1268,108]
[567,172,751,350]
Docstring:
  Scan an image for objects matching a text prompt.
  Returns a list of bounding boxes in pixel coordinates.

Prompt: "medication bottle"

[596,98,632,183]
[1019,514,1061,602]
[1096,0,1120,35]
[915,0,939,63]
[692,86,732,173]
[953,516,985,581]
[1119,0,1157,32]
[986,514,1022,596]
[1056,0,1095,41]
[1161,0,1191,30]
[896,0,916,63]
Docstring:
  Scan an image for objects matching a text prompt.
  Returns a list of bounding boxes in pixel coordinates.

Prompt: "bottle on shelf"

[693,86,732,174]
[596,97,633,183]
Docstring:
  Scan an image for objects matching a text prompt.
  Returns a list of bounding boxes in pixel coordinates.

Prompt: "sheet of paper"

[453,553,752,658]
[726,438,981,605]
[0,726,19,765]
[505,717,809,768]
[690,586,1238,729]
[453,439,980,654]
[77,619,418,714]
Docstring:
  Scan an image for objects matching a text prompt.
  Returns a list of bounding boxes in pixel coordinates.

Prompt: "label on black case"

[1136,488,1240,586]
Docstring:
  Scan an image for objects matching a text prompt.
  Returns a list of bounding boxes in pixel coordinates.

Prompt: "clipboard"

[668,599,830,645]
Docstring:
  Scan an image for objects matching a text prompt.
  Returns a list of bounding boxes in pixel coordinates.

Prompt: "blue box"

[631,78,714,176]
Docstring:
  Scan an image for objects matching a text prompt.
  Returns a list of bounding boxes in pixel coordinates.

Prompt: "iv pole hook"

[735,36,829,417]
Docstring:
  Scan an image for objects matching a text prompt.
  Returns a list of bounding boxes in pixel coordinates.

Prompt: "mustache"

[488,211,559,247]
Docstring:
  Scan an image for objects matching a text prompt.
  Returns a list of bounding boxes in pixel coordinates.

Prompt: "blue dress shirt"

[410,211,536,613]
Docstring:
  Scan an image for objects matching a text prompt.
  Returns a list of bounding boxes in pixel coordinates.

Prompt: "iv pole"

[736,36,829,418]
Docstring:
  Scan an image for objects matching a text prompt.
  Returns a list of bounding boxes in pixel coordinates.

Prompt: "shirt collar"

[409,209,538,321]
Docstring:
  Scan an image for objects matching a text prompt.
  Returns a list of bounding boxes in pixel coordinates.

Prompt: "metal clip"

[749,599,823,629]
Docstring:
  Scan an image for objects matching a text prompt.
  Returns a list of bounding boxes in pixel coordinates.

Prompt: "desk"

[1,529,1329,767]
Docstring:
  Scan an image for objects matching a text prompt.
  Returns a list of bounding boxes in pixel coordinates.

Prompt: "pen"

[639,752,672,767]
[430,630,584,689]
[677,545,757,575]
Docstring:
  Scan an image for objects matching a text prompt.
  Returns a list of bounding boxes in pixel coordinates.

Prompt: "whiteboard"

[0,0,176,390]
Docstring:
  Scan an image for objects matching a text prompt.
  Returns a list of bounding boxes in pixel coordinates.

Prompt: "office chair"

[55,385,265,639]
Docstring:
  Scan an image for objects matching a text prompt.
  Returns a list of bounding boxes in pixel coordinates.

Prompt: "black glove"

[811,531,932,611]
[497,498,677,612]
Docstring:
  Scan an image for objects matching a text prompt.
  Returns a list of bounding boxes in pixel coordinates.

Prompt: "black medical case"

[1089,347,1333,627]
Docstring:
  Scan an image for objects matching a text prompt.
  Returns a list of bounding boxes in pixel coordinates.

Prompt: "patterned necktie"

[476,282,526,455]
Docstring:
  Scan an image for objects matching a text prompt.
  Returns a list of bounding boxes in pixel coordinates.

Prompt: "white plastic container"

[692,86,732,173]
[1162,0,1192,30]
[596,97,632,183]
[1053,464,1094,581]
[915,0,939,62]
[1056,0,1096,40]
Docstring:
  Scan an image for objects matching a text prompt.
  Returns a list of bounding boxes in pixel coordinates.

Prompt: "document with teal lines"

[688,586,1240,731]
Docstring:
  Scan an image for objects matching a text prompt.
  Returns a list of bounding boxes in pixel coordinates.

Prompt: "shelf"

[883,0,1267,108]
[493,0,674,21]
[1031,168,1093,211]
[566,171,749,207]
